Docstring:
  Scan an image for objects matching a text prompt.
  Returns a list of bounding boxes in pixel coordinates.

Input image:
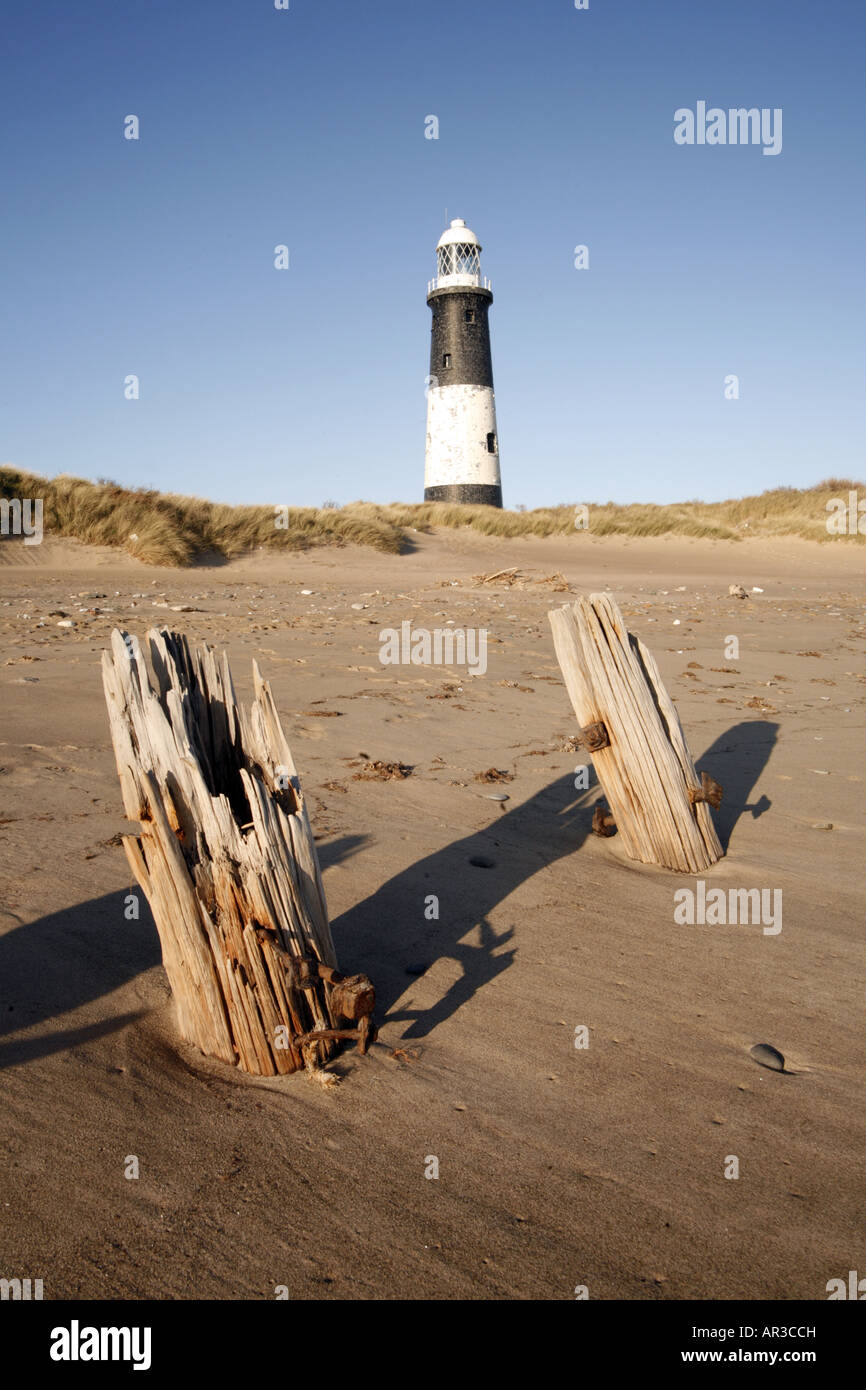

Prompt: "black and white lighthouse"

[424,218,502,507]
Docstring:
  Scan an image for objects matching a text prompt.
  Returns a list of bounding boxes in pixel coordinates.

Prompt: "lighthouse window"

[465,309,475,323]
[455,246,480,276]
[437,243,481,279]
[443,353,451,368]
[487,433,497,454]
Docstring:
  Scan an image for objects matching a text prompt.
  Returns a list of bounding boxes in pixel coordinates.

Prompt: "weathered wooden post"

[102,627,376,1077]
[549,593,723,873]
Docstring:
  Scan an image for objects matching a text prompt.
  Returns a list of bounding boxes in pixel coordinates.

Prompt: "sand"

[1,529,863,1300]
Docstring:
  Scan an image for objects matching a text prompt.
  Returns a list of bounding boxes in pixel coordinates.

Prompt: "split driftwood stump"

[102,627,376,1077]
[549,593,723,872]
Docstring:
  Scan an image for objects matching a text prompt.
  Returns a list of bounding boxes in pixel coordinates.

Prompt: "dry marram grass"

[2,467,863,566]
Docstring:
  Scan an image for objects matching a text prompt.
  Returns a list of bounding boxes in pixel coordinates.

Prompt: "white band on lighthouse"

[425,384,499,490]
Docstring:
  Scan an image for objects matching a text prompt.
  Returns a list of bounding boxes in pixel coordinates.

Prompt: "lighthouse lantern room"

[424,219,503,507]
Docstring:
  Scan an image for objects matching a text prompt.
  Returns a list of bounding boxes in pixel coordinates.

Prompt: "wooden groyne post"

[102,627,376,1077]
[549,593,723,873]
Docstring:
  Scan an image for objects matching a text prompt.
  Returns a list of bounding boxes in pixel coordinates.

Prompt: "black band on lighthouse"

[424,483,503,507]
[428,288,494,388]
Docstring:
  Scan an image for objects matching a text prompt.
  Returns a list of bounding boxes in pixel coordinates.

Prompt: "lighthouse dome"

[432,219,487,290]
[436,218,481,251]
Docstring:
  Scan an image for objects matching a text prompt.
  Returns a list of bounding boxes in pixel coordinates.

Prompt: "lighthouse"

[424,219,503,507]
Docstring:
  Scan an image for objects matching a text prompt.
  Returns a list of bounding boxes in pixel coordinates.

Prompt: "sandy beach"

[1,529,864,1300]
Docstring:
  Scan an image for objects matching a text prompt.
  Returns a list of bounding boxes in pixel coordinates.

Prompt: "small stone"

[728,584,748,599]
[484,792,509,802]
[57,619,75,628]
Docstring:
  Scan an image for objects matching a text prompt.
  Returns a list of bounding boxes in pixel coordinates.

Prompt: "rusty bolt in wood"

[592,805,617,838]
[687,771,724,810]
[252,936,377,1053]
[291,956,321,991]
[330,973,376,1024]
[579,720,611,753]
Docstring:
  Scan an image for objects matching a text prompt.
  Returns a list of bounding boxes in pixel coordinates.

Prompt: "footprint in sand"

[750,1042,786,1072]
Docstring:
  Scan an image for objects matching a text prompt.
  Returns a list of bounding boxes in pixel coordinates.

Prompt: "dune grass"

[0,469,406,565]
[1,467,862,566]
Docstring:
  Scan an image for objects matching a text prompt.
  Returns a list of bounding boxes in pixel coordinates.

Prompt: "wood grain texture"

[549,593,723,872]
[102,627,345,1075]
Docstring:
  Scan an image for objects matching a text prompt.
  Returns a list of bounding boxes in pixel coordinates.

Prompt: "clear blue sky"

[1,0,863,509]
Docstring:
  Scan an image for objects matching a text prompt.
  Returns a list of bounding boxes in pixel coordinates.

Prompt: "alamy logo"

[826,1270,866,1299]
[0,497,43,545]
[674,102,782,156]
[825,491,866,535]
[379,620,487,676]
[0,1277,43,1300]
[50,1320,152,1371]
[674,881,782,935]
